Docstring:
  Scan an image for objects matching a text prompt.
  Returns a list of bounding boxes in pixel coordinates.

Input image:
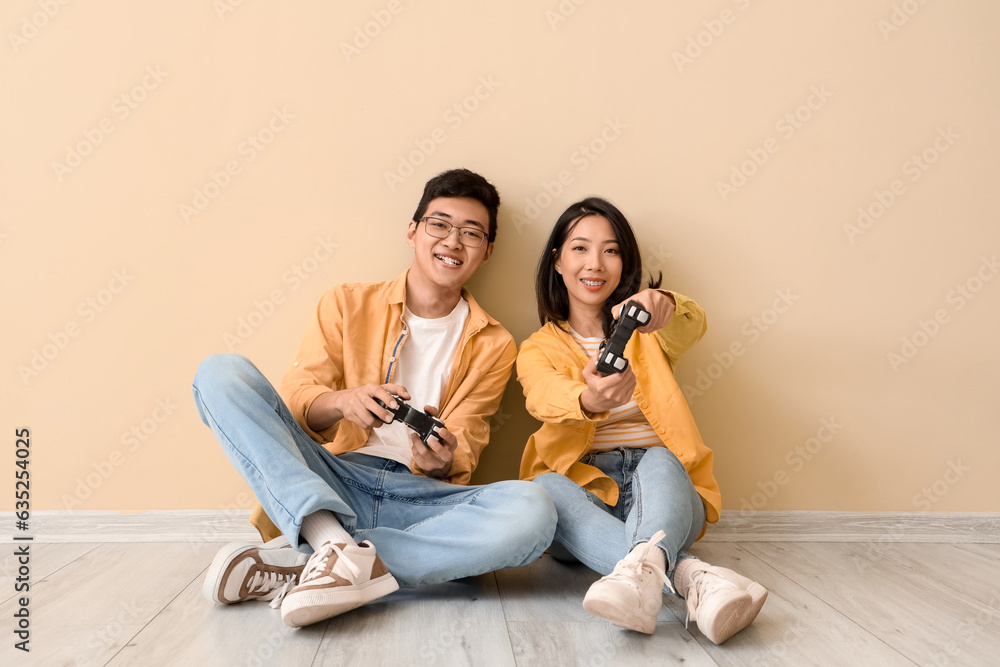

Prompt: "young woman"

[517,197,767,644]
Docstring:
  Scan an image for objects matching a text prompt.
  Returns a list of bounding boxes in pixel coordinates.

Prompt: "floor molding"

[3,509,998,544]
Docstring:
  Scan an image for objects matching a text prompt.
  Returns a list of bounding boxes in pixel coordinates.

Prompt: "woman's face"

[554,214,623,319]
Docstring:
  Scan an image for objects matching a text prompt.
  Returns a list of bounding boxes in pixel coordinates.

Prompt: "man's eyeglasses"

[419,217,489,248]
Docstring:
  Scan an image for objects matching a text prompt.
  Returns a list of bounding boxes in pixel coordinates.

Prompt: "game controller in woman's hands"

[596,300,652,375]
[373,395,446,446]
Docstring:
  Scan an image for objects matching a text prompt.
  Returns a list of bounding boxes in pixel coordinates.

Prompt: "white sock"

[300,510,357,551]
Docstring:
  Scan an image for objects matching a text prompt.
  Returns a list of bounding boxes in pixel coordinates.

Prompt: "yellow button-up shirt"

[516,292,721,533]
[250,270,516,541]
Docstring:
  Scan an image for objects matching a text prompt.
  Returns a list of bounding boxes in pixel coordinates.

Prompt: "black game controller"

[596,300,652,375]
[373,394,446,446]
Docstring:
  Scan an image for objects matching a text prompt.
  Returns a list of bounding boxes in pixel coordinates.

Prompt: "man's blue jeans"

[192,353,556,587]
[533,446,706,593]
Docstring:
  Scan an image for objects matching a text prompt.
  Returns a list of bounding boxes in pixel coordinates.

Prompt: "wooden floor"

[3,538,999,666]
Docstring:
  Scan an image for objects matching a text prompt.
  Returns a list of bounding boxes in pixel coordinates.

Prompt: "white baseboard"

[2,509,999,544]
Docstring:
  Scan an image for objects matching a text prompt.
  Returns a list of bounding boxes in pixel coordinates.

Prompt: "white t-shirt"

[360,298,470,467]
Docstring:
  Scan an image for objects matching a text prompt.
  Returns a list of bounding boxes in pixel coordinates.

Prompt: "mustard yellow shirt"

[516,292,721,531]
[250,270,516,540]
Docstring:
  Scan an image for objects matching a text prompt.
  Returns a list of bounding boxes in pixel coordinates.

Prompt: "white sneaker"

[277,541,399,628]
[582,530,671,634]
[674,559,762,644]
[203,535,308,604]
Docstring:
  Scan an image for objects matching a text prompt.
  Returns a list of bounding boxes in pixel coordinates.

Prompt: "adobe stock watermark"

[51,66,168,183]
[340,0,414,62]
[61,397,179,508]
[17,268,135,385]
[244,630,287,666]
[877,0,933,41]
[672,0,754,73]
[844,126,959,244]
[852,458,973,575]
[223,236,339,350]
[749,621,807,667]
[739,417,843,509]
[887,254,997,372]
[213,0,250,20]
[70,599,152,666]
[545,0,590,31]
[383,75,500,191]
[682,288,799,405]
[644,244,672,274]
[7,0,71,54]
[179,107,294,223]
[912,458,970,511]
[487,403,512,434]
[188,491,255,554]
[510,117,628,234]
[716,85,833,202]
[929,592,1000,666]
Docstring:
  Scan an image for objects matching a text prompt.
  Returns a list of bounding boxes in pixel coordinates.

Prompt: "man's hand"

[307,384,411,432]
[580,351,636,414]
[611,289,675,334]
[411,405,457,479]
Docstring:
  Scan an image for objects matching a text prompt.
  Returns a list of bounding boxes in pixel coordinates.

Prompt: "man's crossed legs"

[192,354,556,627]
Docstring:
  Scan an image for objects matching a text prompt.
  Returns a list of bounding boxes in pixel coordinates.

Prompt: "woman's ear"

[553,248,561,274]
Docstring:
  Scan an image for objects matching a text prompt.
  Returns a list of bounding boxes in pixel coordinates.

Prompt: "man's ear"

[405,220,418,249]
[480,241,494,264]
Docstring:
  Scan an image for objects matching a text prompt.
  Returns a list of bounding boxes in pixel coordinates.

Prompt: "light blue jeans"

[534,446,706,593]
[192,354,556,587]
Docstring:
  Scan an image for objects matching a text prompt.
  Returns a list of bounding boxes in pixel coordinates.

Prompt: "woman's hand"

[412,406,457,479]
[580,351,637,414]
[611,289,675,333]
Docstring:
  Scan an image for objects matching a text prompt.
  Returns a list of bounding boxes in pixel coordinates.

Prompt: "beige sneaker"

[277,541,399,628]
[674,559,762,644]
[582,530,671,634]
[203,535,307,604]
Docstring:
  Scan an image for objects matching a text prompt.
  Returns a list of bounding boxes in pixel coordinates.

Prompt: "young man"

[193,169,556,628]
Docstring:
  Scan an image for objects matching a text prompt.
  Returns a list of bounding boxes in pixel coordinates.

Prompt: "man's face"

[406,196,493,292]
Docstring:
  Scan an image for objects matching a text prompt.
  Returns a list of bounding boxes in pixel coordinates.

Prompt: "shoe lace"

[684,569,728,628]
[268,542,362,609]
[250,568,298,601]
[606,531,672,598]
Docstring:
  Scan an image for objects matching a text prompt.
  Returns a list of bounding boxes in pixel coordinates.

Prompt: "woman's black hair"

[535,197,662,338]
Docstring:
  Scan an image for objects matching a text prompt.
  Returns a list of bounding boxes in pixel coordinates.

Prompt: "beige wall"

[3,0,997,515]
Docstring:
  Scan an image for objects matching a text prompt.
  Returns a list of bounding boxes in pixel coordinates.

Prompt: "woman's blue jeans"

[192,353,556,587]
[533,446,706,593]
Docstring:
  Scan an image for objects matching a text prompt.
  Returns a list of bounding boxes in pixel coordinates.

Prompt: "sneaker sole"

[582,592,659,635]
[202,536,290,604]
[281,573,399,628]
[700,591,755,645]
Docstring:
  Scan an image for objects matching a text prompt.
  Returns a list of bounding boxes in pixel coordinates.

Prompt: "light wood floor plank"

[681,543,916,666]
[496,554,682,624]
[311,574,515,666]
[0,542,100,604]
[507,620,717,667]
[0,542,221,666]
[105,570,324,667]
[862,542,1000,611]
[743,542,1000,666]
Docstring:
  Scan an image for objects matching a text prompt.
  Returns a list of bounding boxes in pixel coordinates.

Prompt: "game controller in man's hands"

[373,394,446,445]
[596,300,652,375]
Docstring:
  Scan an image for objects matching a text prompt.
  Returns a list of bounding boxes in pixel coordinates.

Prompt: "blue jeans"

[534,446,706,593]
[192,353,556,587]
